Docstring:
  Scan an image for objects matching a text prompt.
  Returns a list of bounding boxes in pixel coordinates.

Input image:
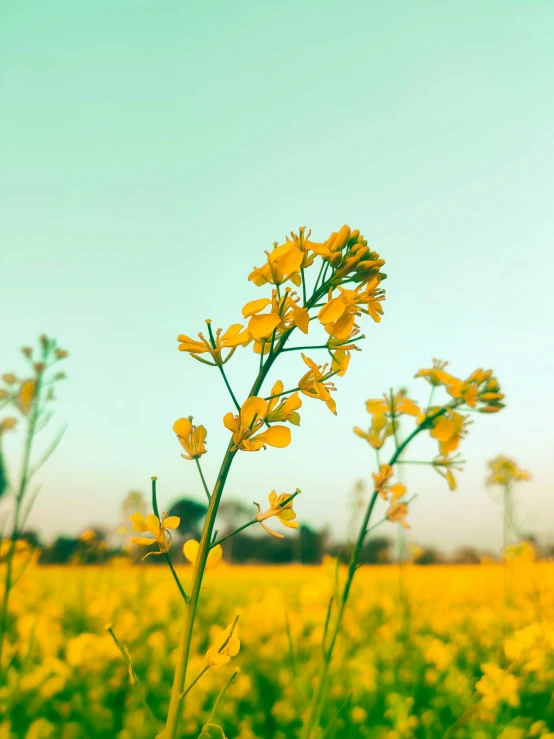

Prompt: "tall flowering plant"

[0,335,68,671]
[301,360,506,738]
[119,225,388,738]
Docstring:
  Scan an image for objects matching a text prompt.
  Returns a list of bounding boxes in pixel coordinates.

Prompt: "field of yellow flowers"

[1,560,553,739]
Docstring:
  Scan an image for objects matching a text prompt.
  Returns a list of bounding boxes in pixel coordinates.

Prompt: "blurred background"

[1,0,553,556]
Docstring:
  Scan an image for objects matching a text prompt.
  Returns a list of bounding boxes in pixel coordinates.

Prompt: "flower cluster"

[354,360,506,527]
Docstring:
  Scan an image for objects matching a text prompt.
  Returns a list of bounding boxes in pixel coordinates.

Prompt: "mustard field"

[1,562,554,739]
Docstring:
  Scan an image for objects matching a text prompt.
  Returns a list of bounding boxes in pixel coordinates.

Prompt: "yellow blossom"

[242,290,308,341]
[353,414,392,449]
[317,280,385,340]
[130,512,180,558]
[17,380,36,415]
[414,359,451,386]
[177,322,251,366]
[173,417,208,460]
[205,621,240,667]
[223,396,291,452]
[386,502,410,528]
[266,381,302,425]
[365,392,419,419]
[297,354,337,414]
[183,540,223,569]
[430,409,469,456]
[486,456,531,486]
[255,490,300,538]
[372,465,406,501]
[0,417,17,434]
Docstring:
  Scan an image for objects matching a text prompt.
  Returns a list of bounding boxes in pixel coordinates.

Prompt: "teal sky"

[1,0,553,552]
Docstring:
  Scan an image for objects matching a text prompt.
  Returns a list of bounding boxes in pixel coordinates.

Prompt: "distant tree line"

[15,495,554,566]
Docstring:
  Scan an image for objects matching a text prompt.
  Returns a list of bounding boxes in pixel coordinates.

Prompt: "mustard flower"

[298,354,337,415]
[0,417,17,435]
[130,512,180,558]
[266,381,302,425]
[177,321,251,366]
[205,622,240,667]
[365,392,419,419]
[173,417,208,460]
[486,456,531,486]
[386,502,410,528]
[430,409,469,456]
[17,380,36,415]
[353,414,392,449]
[184,539,223,569]
[255,490,300,538]
[372,464,406,501]
[414,359,450,386]
[318,280,385,340]
[223,396,291,451]
[242,290,309,341]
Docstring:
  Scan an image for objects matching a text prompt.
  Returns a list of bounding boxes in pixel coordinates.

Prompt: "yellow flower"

[432,455,464,491]
[17,380,36,415]
[414,359,451,386]
[248,239,304,288]
[372,465,406,501]
[255,490,300,538]
[266,381,302,425]
[79,529,97,543]
[354,414,392,449]
[486,456,531,486]
[310,225,353,267]
[205,621,240,667]
[177,321,251,366]
[223,396,291,452]
[0,417,17,435]
[173,417,208,460]
[242,290,309,341]
[430,409,469,456]
[318,280,385,340]
[386,502,410,528]
[298,354,337,415]
[365,392,419,419]
[183,540,223,569]
[130,512,180,558]
[330,349,351,377]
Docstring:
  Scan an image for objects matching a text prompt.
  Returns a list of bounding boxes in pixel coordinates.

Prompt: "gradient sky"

[1,0,553,552]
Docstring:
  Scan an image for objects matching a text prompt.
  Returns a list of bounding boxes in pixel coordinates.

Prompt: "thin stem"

[179,665,209,700]
[211,491,299,548]
[106,625,159,728]
[0,364,45,669]
[151,478,189,604]
[205,669,239,725]
[195,458,211,501]
[217,364,241,413]
[301,407,451,738]
[301,267,307,305]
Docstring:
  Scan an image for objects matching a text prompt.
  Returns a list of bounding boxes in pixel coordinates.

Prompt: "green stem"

[107,625,159,728]
[301,408,449,738]
[217,365,241,413]
[195,458,211,501]
[205,669,239,726]
[0,365,45,671]
[164,278,337,738]
[151,478,189,604]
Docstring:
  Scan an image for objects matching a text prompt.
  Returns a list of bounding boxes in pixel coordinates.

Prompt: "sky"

[1,0,553,553]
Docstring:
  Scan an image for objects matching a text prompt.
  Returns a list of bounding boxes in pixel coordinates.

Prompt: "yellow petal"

[241,396,268,427]
[130,513,148,532]
[183,539,199,564]
[242,298,271,318]
[258,425,291,448]
[131,536,156,547]
[248,313,281,339]
[164,516,180,530]
[146,514,161,536]
[173,418,192,437]
[318,297,346,325]
[207,545,223,569]
[293,307,309,334]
